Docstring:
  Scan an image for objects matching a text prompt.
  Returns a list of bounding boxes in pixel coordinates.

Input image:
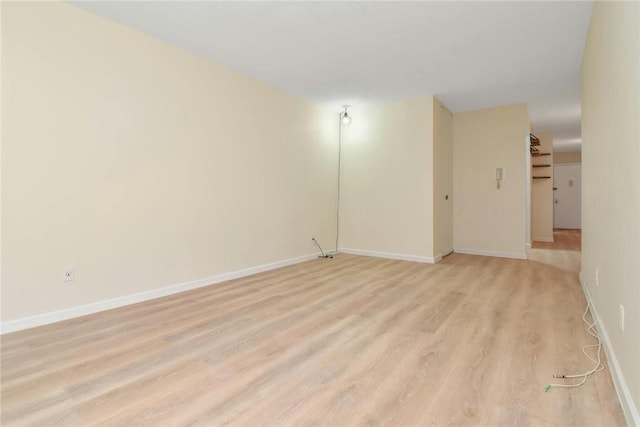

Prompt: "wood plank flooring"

[1,230,626,426]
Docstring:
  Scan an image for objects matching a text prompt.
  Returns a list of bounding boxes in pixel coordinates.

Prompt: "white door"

[438,105,454,256]
[553,164,581,229]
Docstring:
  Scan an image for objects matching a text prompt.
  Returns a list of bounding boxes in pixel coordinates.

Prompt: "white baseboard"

[533,236,554,243]
[453,247,527,260]
[580,272,640,427]
[0,252,321,335]
[339,248,436,264]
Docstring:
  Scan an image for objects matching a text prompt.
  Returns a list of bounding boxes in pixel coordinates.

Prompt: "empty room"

[1,1,638,426]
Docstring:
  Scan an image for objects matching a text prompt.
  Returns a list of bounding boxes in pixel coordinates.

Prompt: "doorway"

[554,164,581,229]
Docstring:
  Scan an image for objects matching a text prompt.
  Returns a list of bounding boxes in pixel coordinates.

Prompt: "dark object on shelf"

[530,133,541,146]
[532,176,551,179]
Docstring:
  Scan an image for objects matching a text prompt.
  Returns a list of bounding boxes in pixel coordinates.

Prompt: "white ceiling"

[72,1,593,152]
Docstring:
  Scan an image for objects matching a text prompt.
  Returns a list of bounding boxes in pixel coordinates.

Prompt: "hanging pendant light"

[340,106,352,125]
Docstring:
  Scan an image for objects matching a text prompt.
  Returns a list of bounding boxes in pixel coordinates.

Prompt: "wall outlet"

[63,268,75,282]
[619,305,625,331]
[595,268,599,287]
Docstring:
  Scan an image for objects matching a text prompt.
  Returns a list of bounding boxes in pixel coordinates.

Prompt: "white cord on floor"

[544,301,604,392]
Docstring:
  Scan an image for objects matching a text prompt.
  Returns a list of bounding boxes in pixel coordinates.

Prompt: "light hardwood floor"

[1,230,626,426]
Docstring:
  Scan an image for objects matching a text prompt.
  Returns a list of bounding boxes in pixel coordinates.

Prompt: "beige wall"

[531,131,554,242]
[1,2,337,322]
[581,0,640,420]
[340,96,436,260]
[553,151,582,164]
[453,104,529,258]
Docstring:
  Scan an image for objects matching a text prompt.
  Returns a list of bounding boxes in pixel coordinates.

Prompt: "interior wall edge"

[0,251,326,335]
[339,248,437,264]
[453,248,527,260]
[580,273,640,427]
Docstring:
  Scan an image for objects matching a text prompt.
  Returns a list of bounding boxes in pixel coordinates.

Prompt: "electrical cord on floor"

[544,301,604,392]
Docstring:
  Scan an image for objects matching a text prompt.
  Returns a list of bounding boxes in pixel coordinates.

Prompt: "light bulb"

[340,107,352,125]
